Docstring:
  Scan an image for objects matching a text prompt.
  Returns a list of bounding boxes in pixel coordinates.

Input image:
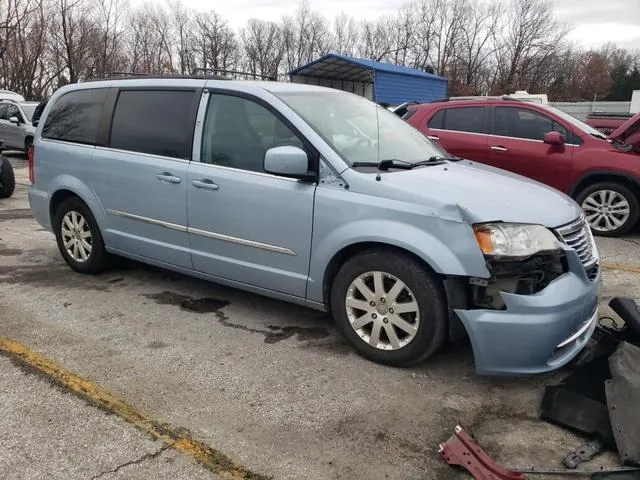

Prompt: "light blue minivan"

[28,78,601,375]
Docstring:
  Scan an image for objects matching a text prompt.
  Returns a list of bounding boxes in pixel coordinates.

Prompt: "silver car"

[29,78,601,375]
[0,99,38,153]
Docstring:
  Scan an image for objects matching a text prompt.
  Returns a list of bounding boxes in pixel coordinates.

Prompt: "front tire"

[0,156,15,198]
[330,249,447,367]
[576,182,639,237]
[54,197,109,273]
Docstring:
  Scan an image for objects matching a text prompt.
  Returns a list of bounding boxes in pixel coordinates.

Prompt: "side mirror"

[264,146,310,179]
[8,116,20,125]
[544,131,565,146]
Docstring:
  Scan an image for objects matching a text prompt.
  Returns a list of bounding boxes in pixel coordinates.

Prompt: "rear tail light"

[28,144,35,184]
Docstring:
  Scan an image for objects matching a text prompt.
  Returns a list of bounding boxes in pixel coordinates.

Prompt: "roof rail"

[193,68,276,81]
[86,68,277,83]
[85,71,231,82]
[449,95,523,102]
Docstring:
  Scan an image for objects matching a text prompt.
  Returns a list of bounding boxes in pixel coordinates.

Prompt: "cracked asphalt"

[1,153,640,479]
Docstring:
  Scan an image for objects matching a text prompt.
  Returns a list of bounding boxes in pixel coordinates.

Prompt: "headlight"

[473,223,562,258]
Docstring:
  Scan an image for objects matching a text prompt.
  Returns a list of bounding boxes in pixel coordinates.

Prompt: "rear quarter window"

[109,89,196,159]
[42,89,109,145]
[427,109,445,129]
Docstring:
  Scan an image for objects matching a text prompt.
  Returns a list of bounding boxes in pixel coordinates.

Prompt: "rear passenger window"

[442,107,486,133]
[109,90,196,159]
[428,110,445,129]
[42,89,108,145]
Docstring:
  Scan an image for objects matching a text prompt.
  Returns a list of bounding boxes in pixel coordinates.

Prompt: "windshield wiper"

[351,159,412,170]
[428,155,461,162]
[352,157,456,171]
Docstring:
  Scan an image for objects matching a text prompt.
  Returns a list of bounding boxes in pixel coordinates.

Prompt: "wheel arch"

[322,242,440,307]
[569,171,640,199]
[48,179,106,233]
[321,241,470,344]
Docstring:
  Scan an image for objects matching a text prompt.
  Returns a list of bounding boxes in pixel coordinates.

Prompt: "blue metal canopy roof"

[289,53,447,83]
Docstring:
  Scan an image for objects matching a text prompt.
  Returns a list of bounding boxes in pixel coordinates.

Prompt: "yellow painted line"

[601,262,640,275]
[0,337,270,480]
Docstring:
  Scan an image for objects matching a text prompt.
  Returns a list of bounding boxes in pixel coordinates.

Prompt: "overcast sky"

[171,0,640,50]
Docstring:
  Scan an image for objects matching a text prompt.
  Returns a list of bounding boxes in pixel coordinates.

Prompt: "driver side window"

[5,105,20,122]
[201,94,304,173]
[494,107,568,141]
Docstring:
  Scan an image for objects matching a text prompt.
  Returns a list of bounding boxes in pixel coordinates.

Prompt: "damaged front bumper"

[456,252,601,376]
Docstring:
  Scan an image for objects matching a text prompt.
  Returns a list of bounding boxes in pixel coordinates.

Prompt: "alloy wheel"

[61,210,93,262]
[582,190,631,233]
[345,271,420,351]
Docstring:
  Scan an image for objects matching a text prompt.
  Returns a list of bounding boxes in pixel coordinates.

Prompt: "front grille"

[556,216,599,280]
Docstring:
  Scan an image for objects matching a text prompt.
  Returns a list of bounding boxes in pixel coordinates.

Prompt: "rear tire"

[53,197,109,274]
[576,182,639,237]
[0,156,15,198]
[330,249,447,367]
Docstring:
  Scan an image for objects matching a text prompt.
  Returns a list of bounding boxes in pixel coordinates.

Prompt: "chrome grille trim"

[555,216,599,280]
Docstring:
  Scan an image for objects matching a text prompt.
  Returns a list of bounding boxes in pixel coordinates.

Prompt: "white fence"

[550,101,632,120]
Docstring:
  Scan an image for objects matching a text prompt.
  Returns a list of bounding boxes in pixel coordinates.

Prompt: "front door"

[489,106,574,191]
[92,88,200,269]
[187,92,316,298]
[0,103,23,150]
[4,104,26,149]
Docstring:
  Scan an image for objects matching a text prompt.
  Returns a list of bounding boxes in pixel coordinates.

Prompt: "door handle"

[427,135,440,141]
[156,172,182,184]
[192,179,219,191]
[490,146,509,152]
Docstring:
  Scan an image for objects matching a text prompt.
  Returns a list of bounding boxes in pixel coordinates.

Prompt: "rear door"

[488,106,574,191]
[422,106,490,162]
[91,88,200,269]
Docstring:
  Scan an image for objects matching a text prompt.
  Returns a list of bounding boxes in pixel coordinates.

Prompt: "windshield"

[538,104,606,139]
[275,91,446,167]
[21,105,36,121]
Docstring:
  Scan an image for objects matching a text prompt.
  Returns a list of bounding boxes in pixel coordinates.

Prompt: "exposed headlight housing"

[473,223,563,258]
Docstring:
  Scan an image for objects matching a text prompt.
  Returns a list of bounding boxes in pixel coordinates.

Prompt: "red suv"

[406,98,640,236]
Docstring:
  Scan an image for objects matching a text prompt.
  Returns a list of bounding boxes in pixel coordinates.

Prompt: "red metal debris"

[439,425,527,480]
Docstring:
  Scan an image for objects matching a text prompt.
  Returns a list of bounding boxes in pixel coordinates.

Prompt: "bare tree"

[281,1,331,73]
[332,13,359,56]
[455,1,500,90]
[47,0,100,84]
[0,0,47,98]
[359,18,393,61]
[127,3,174,74]
[91,0,128,78]
[167,0,194,74]
[192,11,238,73]
[492,0,570,93]
[0,0,636,102]
[240,19,284,79]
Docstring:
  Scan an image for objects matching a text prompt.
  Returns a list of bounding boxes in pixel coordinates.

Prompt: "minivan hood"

[610,111,640,147]
[350,161,581,228]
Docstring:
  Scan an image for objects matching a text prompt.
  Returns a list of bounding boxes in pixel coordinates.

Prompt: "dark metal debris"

[606,342,640,466]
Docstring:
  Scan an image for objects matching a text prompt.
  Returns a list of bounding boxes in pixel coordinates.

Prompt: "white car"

[0,99,38,153]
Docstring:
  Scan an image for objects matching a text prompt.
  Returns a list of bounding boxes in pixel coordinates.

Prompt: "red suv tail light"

[28,144,35,184]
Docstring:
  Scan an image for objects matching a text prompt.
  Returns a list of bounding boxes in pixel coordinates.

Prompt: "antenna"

[367,68,382,182]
